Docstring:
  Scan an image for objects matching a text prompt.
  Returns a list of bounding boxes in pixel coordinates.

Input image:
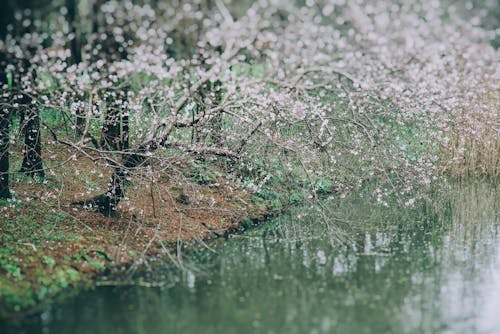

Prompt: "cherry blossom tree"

[0,0,497,210]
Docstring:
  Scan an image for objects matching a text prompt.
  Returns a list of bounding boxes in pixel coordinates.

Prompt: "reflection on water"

[2,182,499,334]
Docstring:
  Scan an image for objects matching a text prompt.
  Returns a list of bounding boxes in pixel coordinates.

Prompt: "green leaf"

[7,70,13,90]
[37,286,48,300]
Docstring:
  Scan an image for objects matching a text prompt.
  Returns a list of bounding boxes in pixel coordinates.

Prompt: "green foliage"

[0,277,34,312]
[66,249,108,273]
[0,262,24,281]
[43,256,56,269]
[230,63,269,79]
[0,201,88,313]
[0,255,86,313]
[184,160,219,185]
[313,178,333,195]
[40,108,66,128]
[6,68,13,90]
[35,266,83,300]
[0,207,77,245]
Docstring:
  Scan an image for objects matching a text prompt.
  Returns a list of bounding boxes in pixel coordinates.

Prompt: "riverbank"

[1,0,497,320]
[0,143,269,317]
[3,181,498,334]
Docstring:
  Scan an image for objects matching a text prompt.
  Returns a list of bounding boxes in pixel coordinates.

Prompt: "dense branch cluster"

[0,0,498,213]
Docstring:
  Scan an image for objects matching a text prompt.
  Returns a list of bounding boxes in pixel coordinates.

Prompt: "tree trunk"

[75,97,86,137]
[101,88,129,151]
[1,0,48,193]
[0,36,11,199]
[67,0,82,64]
[81,94,132,216]
[0,107,11,199]
[100,103,121,151]
[74,153,138,216]
[122,111,129,151]
[19,95,44,178]
[92,0,100,35]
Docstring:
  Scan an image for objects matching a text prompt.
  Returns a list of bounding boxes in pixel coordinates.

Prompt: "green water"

[2,182,499,334]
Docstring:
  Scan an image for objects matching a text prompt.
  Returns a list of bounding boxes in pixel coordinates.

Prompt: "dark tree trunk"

[1,0,51,195]
[101,86,129,151]
[0,38,13,199]
[92,0,100,35]
[67,0,82,64]
[79,96,132,215]
[75,97,86,136]
[19,94,44,178]
[73,153,139,216]
[81,167,126,216]
[0,0,16,199]
[122,111,129,151]
[100,102,122,151]
[0,107,11,199]
[71,169,125,216]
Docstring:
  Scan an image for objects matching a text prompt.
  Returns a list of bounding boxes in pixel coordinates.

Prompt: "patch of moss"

[0,202,88,314]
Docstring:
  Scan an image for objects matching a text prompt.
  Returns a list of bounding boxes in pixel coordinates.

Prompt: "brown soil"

[2,142,268,290]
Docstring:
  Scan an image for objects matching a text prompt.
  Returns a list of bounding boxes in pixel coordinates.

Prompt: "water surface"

[2,182,499,334]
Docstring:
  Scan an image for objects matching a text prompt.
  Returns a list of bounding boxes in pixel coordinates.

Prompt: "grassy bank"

[1,0,498,320]
[0,142,268,317]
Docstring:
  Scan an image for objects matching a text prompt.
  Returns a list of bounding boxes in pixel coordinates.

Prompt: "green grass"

[0,204,77,246]
[0,202,89,315]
